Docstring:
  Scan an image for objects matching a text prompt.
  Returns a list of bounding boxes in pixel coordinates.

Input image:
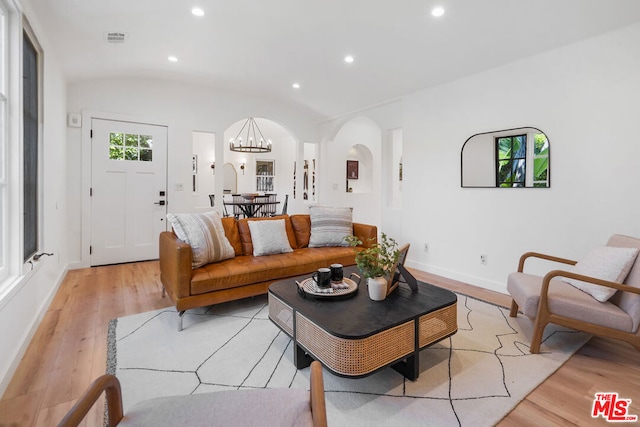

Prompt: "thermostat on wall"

[67,113,81,128]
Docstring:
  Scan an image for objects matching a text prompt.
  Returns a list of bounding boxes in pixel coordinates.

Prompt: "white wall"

[66,78,321,266]
[0,3,69,394]
[400,22,640,293]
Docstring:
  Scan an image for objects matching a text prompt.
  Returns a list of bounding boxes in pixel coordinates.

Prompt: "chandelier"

[229,118,272,153]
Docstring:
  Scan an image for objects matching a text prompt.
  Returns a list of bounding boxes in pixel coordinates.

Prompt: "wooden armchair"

[58,361,327,427]
[507,234,640,354]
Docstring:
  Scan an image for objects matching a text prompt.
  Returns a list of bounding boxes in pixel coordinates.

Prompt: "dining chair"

[269,194,288,217]
[263,193,278,217]
[231,194,244,219]
[222,200,230,217]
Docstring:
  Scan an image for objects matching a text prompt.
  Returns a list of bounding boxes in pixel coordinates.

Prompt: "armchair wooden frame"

[58,361,327,427]
[509,252,640,354]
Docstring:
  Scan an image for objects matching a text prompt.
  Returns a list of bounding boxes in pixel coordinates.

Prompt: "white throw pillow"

[308,206,353,247]
[248,219,294,256]
[562,246,639,302]
[166,211,235,269]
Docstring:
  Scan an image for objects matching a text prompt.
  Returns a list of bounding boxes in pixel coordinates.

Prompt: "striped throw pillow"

[308,206,353,247]
[166,211,235,268]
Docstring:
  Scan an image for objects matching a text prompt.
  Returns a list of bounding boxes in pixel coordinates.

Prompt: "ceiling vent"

[105,32,127,44]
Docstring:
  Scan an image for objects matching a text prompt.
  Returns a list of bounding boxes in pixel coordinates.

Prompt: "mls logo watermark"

[592,392,638,422]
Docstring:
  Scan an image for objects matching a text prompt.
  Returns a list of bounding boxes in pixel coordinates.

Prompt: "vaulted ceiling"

[27,0,640,119]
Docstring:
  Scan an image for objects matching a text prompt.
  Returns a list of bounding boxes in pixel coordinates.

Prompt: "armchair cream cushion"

[562,246,639,302]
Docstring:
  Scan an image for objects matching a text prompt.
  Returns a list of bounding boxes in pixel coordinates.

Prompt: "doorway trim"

[79,109,169,268]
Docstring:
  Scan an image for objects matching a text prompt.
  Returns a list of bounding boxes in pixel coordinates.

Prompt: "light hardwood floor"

[0,262,638,426]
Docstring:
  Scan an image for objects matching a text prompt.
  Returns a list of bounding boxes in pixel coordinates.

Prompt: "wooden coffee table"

[268,266,457,380]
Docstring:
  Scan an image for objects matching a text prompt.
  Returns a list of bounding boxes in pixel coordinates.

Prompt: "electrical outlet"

[480,254,487,265]
[424,243,429,252]
[175,183,184,191]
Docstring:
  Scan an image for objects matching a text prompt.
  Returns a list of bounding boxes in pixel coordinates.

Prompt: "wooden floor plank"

[0,261,637,427]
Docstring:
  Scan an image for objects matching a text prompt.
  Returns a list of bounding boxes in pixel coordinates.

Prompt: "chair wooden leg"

[509,300,519,317]
[529,319,547,354]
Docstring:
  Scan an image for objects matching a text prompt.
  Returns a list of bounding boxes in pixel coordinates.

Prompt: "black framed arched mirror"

[461,127,550,188]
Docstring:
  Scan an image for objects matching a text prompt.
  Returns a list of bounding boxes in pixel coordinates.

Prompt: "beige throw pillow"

[166,211,235,268]
[562,246,639,302]
[247,219,294,256]
[308,206,353,247]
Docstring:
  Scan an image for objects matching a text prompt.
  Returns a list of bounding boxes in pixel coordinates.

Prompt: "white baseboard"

[407,260,508,295]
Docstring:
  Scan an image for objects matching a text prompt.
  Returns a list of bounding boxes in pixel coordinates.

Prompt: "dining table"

[223,196,280,218]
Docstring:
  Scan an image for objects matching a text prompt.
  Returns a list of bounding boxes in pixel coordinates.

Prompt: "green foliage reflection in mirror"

[461,127,550,188]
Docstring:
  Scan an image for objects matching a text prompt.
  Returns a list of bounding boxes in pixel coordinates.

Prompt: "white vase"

[367,277,387,301]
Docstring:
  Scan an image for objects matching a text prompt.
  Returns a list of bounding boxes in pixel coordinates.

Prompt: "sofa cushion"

[221,216,243,256]
[507,272,633,332]
[308,206,353,247]
[248,219,294,256]
[561,246,639,302]
[190,247,357,295]
[237,215,298,256]
[166,211,235,268]
[290,214,311,248]
[119,388,313,427]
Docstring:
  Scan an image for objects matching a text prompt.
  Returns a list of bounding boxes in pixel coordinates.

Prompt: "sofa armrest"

[353,223,377,248]
[159,231,193,299]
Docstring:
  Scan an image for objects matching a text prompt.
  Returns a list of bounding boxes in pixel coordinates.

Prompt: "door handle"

[154,200,166,206]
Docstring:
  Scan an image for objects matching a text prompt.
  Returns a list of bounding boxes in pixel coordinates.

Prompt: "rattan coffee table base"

[268,273,457,380]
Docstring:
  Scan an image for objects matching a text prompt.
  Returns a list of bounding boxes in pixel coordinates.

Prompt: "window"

[496,134,526,187]
[494,131,549,188]
[531,133,550,187]
[256,159,274,192]
[0,2,8,282]
[23,30,38,260]
[109,132,153,161]
[0,8,44,290]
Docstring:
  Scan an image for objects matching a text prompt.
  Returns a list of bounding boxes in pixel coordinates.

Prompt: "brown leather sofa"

[160,214,377,330]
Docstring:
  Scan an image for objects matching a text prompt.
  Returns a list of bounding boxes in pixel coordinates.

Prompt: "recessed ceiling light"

[431,6,445,17]
[292,83,300,89]
[192,7,205,17]
[168,56,178,63]
[344,55,354,63]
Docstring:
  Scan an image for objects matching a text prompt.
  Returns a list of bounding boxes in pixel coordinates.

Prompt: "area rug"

[107,293,590,426]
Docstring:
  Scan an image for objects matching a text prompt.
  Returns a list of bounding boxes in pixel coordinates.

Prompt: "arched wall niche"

[346,144,373,193]
[331,116,381,194]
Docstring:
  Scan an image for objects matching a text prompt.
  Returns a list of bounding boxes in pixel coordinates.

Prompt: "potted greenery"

[345,233,400,301]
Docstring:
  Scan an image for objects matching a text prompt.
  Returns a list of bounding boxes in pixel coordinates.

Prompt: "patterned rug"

[107,293,590,426]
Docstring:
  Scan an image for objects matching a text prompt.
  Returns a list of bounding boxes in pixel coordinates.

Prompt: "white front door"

[90,118,168,266]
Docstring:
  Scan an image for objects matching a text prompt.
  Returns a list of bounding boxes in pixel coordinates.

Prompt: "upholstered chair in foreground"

[58,361,327,427]
[507,234,640,353]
